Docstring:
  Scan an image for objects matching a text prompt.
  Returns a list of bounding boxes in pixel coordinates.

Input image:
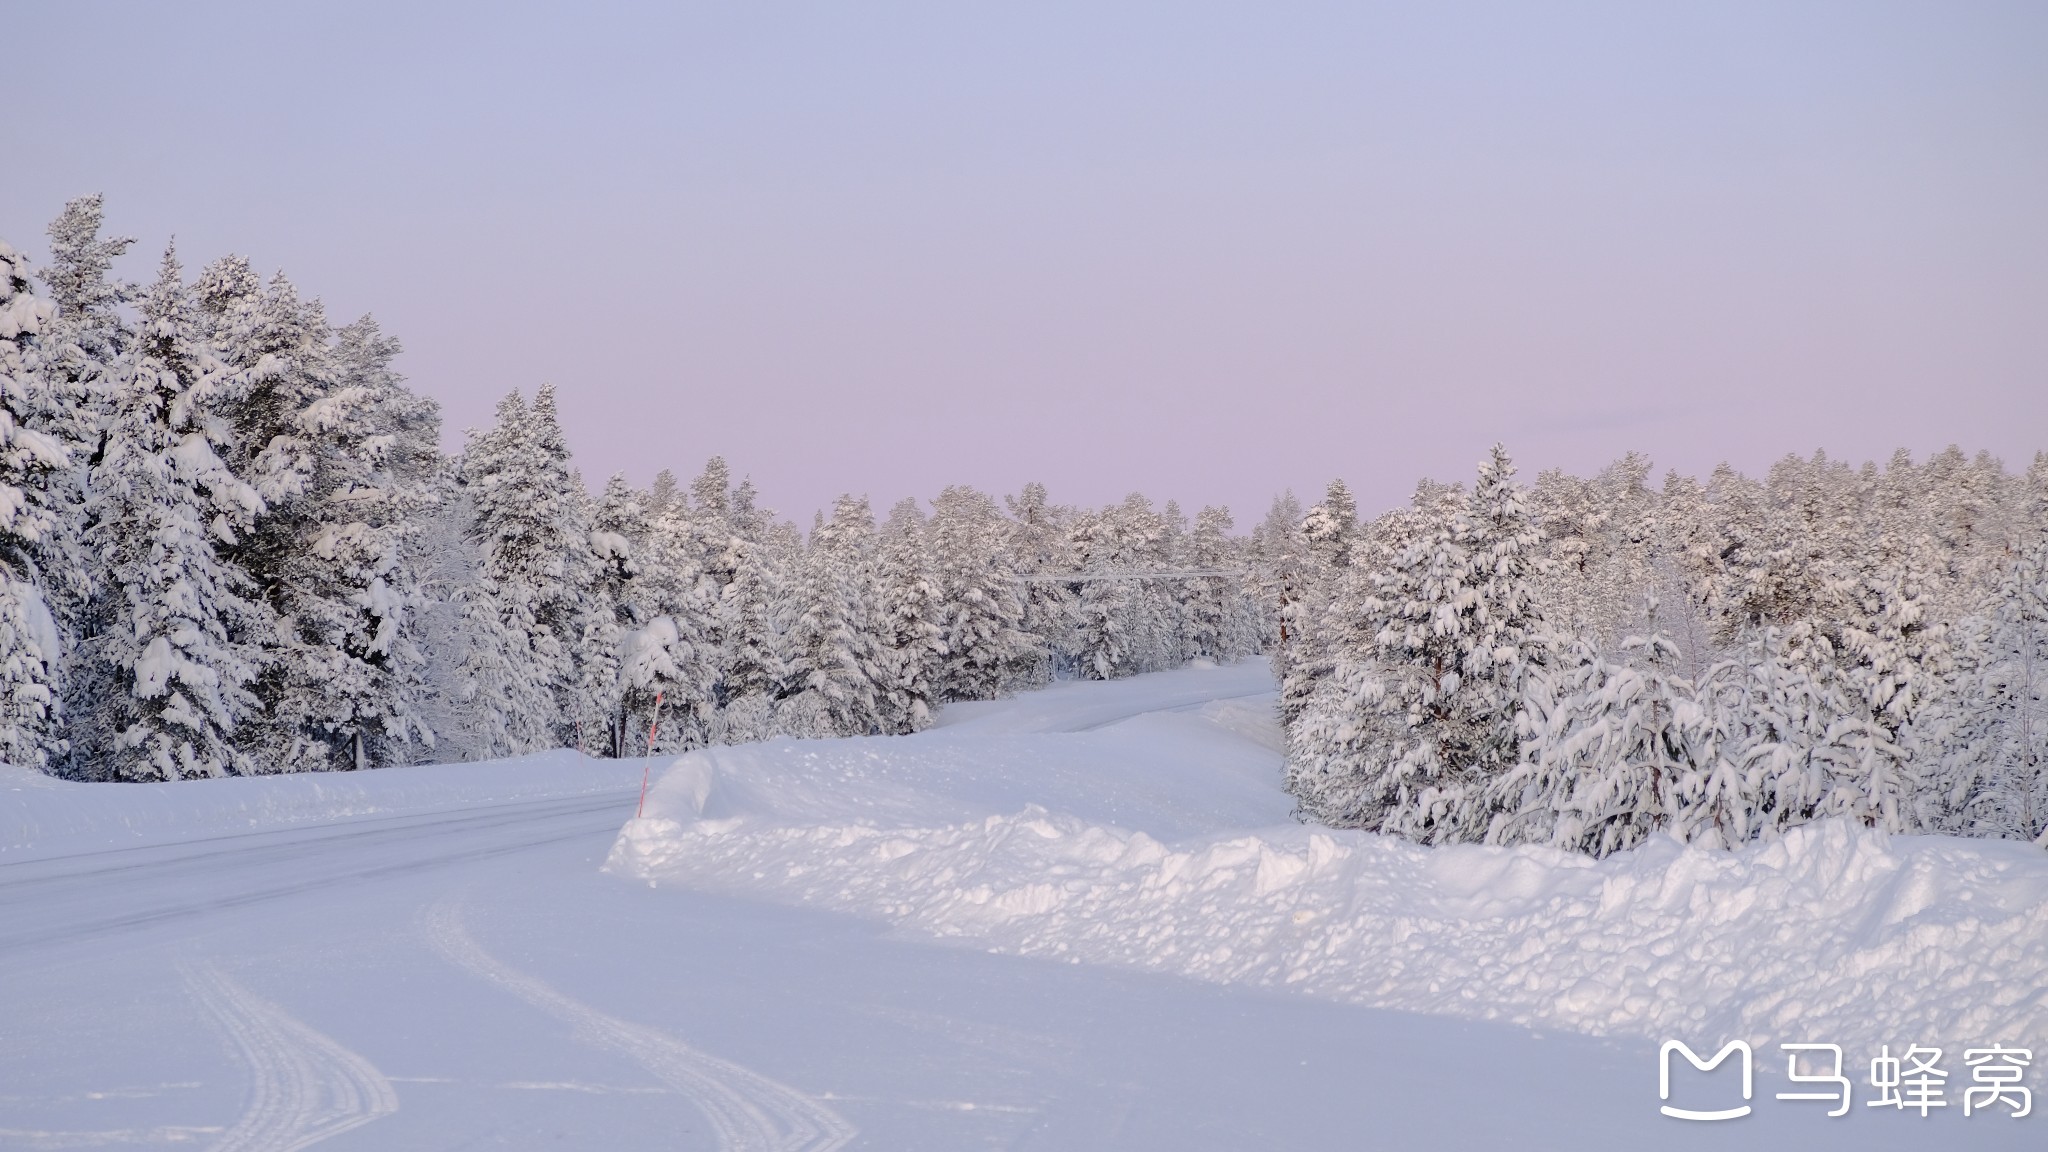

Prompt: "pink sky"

[7,2,2045,522]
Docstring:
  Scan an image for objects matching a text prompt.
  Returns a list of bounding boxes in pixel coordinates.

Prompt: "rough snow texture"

[613,667,2048,1057]
[1,751,644,857]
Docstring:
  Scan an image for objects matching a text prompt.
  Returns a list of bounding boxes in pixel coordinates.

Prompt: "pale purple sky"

[8,2,2045,523]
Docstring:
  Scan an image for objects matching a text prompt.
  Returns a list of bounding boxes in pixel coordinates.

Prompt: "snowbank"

[612,688,2048,1055]
[2,752,647,858]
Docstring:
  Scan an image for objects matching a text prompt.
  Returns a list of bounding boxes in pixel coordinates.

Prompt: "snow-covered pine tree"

[447,390,563,755]
[1003,482,1073,682]
[0,239,72,769]
[718,527,792,743]
[1694,623,1858,840]
[33,198,135,729]
[782,495,884,736]
[1152,499,1190,669]
[465,383,590,747]
[1286,446,1546,843]
[572,474,646,756]
[193,261,442,772]
[1276,479,1363,729]
[1069,508,1133,681]
[416,482,551,761]
[1937,506,2048,841]
[1529,453,1658,647]
[1183,505,1255,662]
[1490,633,1703,856]
[1829,544,1951,831]
[875,497,945,734]
[690,455,731,524]
[932,485,1035,699]
[629,482,718,752]
[1251,489,1305,651]
[644,468,680,520]
[72,247,269,780]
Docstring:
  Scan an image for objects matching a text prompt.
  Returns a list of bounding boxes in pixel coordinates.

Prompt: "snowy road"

[1,665,2036,1149]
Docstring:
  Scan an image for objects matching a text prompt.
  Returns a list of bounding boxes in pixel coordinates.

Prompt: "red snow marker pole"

[635,691,665,819]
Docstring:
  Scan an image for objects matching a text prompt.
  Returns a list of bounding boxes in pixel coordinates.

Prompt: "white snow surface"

[615,661,2048,1057]
[4,661,2040,1149]
[1,751,645,857]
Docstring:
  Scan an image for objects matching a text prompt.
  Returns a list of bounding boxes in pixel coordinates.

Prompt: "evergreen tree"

[1070,508,1134,681]
[74,248,269,779]
[718,529,792,743]
[0,240,71,768]
[631,488,718,751]
[34,198,134,717]
[932,485,1035,699]
[1183,505,1256,662]
[1288,446,1546,843]
[192,261,442,772]
[782,495,884,736]
[572,474,646,756]
[451,388,585,754]
[875,498,945,734]
[1940,534,2048,841]
[1003,482,1074,682]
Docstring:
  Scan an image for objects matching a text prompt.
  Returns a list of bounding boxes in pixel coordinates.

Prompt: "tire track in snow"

[425,901,855,1152]
[180,961,397,1152]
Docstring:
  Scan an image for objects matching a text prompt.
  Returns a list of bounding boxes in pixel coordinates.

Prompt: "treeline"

[0,199,1266,780]
[1276,445,2048,854]
[446,395,1265,761]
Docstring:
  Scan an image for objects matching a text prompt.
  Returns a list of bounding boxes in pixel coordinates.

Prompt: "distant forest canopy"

[2,199,2043,859]
[1278,444,2048,853]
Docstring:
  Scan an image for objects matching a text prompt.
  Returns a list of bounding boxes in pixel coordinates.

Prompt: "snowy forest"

[1277,445,2048,853]
[3,198,2045,856]
[0,199,1264,782]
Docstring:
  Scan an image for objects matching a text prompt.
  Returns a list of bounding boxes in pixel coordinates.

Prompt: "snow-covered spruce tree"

[629,482,718,752]
[323,317,445,764]
[571,474,646,757]
[1275,479,1359,727]
[781,495,884,736]
[1183,505,1257,662]
[1286,445,1547,844]
[1153,499,1191,669]
[1069,507,1135,680]
[1529,452,1659,646]
[718,528,792,743]
[194,261,442,772]
[1938,512,2048,841]
[447,389,571,755]
[1829,544,1952,831]
[33,198,136,738]
[1004,481,1074,682]
[1488,633,1705,856]
[71,248,269,780]
[688,457,753,731]
[1249,490,1303,650]
[1694,623,1859,841]
[0,240,73,769]
[875,498,945,735]
[932,485,1035,699]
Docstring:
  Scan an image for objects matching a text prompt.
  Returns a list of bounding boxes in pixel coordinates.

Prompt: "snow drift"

[611,678,2048,1056]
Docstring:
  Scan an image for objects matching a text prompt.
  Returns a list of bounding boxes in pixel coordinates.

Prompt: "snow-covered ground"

[3,663,2040,1149]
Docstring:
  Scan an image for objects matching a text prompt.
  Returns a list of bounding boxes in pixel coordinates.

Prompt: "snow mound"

[612,712,2048,1055]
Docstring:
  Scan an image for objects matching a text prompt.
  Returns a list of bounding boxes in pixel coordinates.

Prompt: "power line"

[1007,569,1247,584]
